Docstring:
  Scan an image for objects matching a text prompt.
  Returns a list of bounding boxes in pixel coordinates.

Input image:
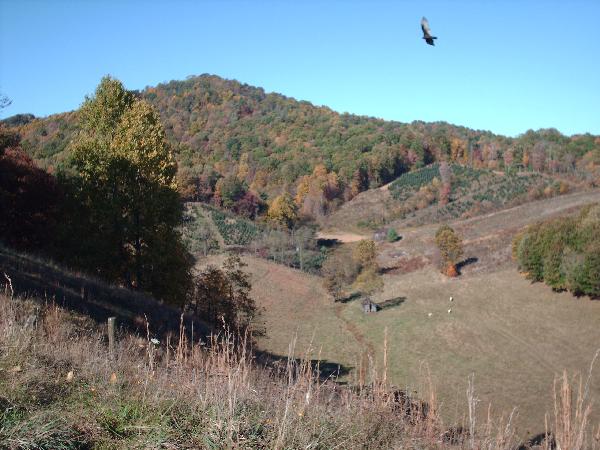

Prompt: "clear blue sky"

[1,0,599,136]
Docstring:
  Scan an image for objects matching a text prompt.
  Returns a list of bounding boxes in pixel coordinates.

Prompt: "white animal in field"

[428,312,433,317]
[447,308,452,314]
[449,296,453,302]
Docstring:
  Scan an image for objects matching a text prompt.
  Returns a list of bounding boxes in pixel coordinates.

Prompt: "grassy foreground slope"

[5,291,576,449]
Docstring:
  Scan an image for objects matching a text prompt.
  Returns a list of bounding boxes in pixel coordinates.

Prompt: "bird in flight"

[421,17,437,46]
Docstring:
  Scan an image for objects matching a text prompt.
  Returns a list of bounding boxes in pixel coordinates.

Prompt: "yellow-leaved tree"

[434,225,464,277]
[266,192,298,229]
[68,76,192,305]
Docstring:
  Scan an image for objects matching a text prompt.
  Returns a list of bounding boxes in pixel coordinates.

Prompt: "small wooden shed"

[362,297,380,313]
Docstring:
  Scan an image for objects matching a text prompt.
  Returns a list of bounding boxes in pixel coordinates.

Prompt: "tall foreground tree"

[68,76,192,304]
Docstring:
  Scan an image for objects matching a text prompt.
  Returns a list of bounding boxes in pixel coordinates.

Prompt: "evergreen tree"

[386,228,399,242]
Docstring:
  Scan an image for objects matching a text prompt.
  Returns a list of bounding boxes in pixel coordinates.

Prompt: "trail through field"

[378,188,600,274]
[334,303,376,357]
[454,188,600,237]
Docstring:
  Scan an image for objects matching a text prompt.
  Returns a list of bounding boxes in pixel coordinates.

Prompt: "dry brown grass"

[4,289,596,449]
[546,351,600,450]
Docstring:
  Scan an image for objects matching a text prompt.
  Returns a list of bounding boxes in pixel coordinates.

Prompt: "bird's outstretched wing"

[421,17,432,37]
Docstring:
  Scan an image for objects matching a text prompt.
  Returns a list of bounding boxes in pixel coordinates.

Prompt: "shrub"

[386,228,399,242]
[563,243,600,297]
[352,240,377,266]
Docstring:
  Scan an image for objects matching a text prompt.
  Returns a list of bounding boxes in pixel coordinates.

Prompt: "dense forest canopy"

[4,74,600,206]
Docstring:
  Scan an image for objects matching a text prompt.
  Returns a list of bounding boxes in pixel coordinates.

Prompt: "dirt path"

[454,188,600,236]
[334,303,376,357]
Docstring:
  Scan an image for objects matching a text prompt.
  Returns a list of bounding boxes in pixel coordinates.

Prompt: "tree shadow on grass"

[316,238,341,249]
[335,292,362,304]
[0,246,211,340]
[255,349,353,381]
[378,296,406,310]
[456,257,478,274]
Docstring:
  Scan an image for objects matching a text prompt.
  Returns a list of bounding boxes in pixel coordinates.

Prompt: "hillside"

[4,75,599,205]
[0,245,210,338]
[239,191,600,436]
[323,164,585,231]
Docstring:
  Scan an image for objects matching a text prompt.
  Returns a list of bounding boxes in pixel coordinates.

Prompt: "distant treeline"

[4,75,600,217]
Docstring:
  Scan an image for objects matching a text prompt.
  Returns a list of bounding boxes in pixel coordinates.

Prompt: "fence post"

[108,316,116,360]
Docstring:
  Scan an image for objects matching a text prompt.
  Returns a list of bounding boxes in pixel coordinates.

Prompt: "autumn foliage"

[266,192,298,229]
[10,75,600,220]
[434,225,464,276]
[0,126,62,252]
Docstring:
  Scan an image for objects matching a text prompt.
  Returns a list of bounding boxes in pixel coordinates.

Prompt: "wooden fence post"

[108,317,116,359]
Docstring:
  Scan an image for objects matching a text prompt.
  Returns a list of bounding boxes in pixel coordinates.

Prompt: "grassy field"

[238,190,600,438]
[240,253,600,437]
[342,266,600,435]
[200,254,360,377]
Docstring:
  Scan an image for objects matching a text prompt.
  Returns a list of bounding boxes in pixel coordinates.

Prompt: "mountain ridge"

[3,73,599,202]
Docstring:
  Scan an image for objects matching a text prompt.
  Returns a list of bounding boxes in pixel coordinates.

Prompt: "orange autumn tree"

[435,225,464,277]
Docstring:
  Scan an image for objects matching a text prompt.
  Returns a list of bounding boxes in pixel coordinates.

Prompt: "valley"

[222,188,600,435]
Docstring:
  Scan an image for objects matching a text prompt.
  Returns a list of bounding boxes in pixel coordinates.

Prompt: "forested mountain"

[4,74,600,211]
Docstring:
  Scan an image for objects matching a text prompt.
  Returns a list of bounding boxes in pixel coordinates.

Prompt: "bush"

[386,228,399,242]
